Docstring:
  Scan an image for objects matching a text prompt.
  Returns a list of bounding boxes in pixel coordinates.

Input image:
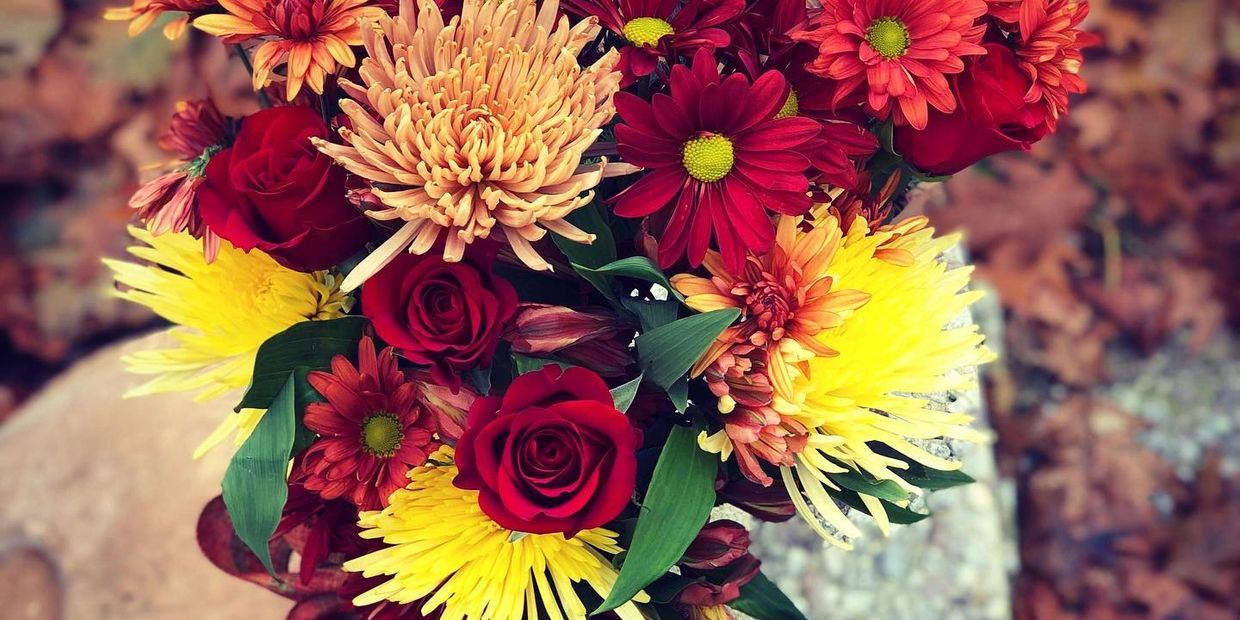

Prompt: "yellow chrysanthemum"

[773,215,995,548]
[347,447,648,620]
[104,227,351,455]
[313,0,625,290]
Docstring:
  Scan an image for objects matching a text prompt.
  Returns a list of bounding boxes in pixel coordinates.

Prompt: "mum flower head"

[345,446,649,620]
[674,215,870,484]
[296,336,441,511]
[612,49,821,270]
[772,215,994,547]
[796,0,989,130]
[104,226,350,455]
[193,0,384,101]
[314,0,624,290]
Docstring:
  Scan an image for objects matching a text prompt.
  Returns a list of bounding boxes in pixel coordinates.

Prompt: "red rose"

[360,249,517,388]
[453,365,639,536]
[894,43,1052,176]
[199,106,370,272]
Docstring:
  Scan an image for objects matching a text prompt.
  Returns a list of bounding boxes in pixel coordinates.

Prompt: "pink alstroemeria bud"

[504,304,633,377]
[681,520,752,570]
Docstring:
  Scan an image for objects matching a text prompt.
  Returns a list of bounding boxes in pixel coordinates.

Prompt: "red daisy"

[761,46,879,189]
[561,0,744,84]
[795,0,989,130]
[612,49,821,270]
[1006,0,1097,126]
[297,336,440,510]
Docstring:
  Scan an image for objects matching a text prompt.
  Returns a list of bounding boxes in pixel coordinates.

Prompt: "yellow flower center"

[361,412,403,457]
[776,89,800,119]
[866,17,911,59]
[622,17,675,47]
[682,134,735,183]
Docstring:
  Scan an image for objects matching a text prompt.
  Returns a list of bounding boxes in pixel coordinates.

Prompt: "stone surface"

[0,333,292,620]
[1106,331,1240,480]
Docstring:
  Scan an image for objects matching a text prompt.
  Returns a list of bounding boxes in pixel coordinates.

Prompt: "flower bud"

[681,520,752,570]
[504,304,633,377]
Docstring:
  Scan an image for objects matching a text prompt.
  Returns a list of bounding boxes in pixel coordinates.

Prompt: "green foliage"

[729,572,809,620]
[235,317,367,411]
[635,308,739,389]
[595,425,717,614]
[221,375,298,574]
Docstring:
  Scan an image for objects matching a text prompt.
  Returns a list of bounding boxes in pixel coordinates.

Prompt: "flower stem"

[233,44,272,109]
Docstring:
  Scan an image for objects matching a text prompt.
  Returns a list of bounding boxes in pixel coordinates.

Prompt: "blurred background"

[0,0,1237,618]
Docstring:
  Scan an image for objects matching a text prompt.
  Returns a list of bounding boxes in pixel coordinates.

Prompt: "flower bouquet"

[104,0,1092,617]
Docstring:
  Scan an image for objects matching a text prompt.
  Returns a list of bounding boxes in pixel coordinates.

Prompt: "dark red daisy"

[612,49,821,270]
[297,336,440,510]
[759,46,879,190]
[561,0,744,84]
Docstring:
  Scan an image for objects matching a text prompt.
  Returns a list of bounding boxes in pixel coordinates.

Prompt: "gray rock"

[0,333,292,620]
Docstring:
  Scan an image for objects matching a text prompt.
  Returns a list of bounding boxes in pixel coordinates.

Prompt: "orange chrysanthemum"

[106,0,217,39]
[1008,0,1097,125]
[672,215,871,383]
[193,0,384,101]
[312,0,624,290]
[673,215,871,484]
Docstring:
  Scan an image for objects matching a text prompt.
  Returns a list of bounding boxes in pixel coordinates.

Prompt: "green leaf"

[667,376,689,413]
[729,571,808,620]
[610,374,643,413]
[622,298,680,332]
[552,202,616,269]
[595,425,717,614]
[553,203,620,305]
[222,374,298,574]
[635,308,739,389]
[833,488,929,525]
[289,366,322,456]
[574,257,685,302]
[236,317,368,411]
[512,354,570,375]
[827,467,910,503]
[870,444,976,490]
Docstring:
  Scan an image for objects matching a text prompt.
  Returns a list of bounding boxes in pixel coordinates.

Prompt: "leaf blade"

[729,571,808,620]
[222,374,298,574]
[236,317,368,411]
[635,308,739,389]
[595,425,717,613]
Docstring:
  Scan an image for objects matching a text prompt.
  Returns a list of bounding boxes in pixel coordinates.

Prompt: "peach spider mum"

[193,0,384,101]
[312,0,624,290]
[671,214,871,395]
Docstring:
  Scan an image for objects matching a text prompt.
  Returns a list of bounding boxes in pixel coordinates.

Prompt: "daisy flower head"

[561,0,745,84]
[297,336,441,511]
[759,48,879,189]
[796,0,989,129]
[193,0,385,101]
[612,49,821,270]
[105,0,217,39]
[344,446,649,620]
[314,0,624,290]
[771,215,994,547]
[104,226,351,455]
